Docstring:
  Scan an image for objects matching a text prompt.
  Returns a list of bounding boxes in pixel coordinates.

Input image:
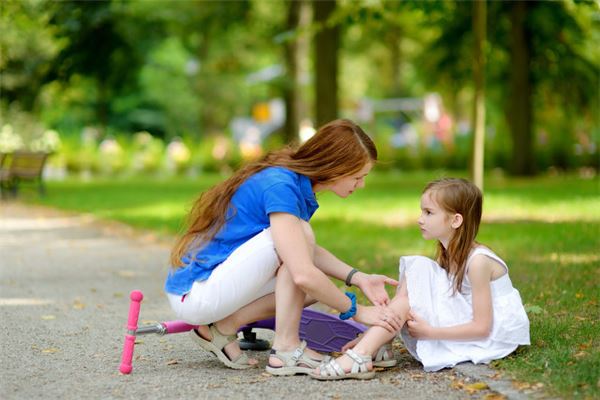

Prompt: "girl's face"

[317,162,372,198]
[418,190,457,247]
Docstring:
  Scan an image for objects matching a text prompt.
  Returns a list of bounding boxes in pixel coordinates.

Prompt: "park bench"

[0,151,50,198]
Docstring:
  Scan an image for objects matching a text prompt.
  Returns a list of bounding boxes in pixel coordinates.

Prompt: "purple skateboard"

[119,290,366,374]
[239,309,366,353]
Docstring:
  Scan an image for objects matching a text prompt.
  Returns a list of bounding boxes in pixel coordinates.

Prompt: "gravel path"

[0,202,527,400]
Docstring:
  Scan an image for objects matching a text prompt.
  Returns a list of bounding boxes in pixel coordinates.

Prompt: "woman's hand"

[355,273,399,306]
[406,310,433,339]
[354,304,404,333]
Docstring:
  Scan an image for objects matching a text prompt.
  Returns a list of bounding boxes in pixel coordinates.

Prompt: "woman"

[165,119,403,375]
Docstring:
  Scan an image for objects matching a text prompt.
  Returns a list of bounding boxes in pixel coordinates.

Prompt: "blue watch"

[339,292,357,320]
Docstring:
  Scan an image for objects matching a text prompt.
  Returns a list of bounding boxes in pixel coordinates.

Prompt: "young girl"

[313,178,530,380]
[165,119,402,375]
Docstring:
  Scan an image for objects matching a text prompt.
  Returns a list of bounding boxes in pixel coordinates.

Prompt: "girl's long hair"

[424,178,483,294]
[170,119,377,268]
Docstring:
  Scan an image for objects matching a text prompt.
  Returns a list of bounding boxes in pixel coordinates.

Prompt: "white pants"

[167,228,281,325]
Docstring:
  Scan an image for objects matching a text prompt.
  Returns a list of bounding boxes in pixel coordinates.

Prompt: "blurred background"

[1,0,598,180]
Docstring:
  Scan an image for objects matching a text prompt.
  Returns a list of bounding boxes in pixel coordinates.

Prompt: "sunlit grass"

[23,170,600,398]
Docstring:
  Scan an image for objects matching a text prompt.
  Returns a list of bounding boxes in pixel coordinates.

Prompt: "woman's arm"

[270,212,402,331]
[314,246,398,306]
[407,255,494,341]
[270,212,353,313]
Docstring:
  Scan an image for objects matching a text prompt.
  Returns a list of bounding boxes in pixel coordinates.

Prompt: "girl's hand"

[354,304,403,333]
[355,273,399,306]
[406,310,433,339]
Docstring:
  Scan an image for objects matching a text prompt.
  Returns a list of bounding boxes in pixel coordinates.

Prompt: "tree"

[313,0,339,127]
[0,0,61,111]
[471,0,486,188]
[47,1,146,131]
[417,0,598,175]
[506,1,534,175]
[282,0,311,143]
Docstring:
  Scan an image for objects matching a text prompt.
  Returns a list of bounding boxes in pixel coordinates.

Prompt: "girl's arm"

[313,245,398,306]
[407,254,494,341]
[270,212,401,331]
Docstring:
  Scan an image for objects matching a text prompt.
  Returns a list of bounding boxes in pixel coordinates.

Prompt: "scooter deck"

[240,308,367,353]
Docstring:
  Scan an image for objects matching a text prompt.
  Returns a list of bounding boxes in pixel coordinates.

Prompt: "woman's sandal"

[311,349,375,380]
[373,343,397,368]
[265,340,324,376]
[190,324,255,370]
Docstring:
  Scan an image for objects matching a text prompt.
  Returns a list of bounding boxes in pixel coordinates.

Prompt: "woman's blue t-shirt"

[164,167,319,295]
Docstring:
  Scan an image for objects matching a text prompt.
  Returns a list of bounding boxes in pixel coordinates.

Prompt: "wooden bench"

[0,151,50,198]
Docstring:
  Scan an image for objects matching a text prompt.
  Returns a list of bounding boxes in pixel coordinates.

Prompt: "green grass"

[24,170,600,398]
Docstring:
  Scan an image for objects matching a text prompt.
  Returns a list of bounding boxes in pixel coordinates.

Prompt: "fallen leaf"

[42,348,60,354]
[512,380,531,390]
[410,372,424,380]
[166,359,179,365]
[483,393,507,400]
[487,372,502,380]
[464,381,489,394]
[73,300,85,310]
[578,342,592,350]
[451,378,464,390]
[532,382,545,390]
[41,315,56,320]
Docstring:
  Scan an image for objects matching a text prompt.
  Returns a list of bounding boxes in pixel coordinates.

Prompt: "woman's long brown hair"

[424,178,483,294]
[169,119,377,268]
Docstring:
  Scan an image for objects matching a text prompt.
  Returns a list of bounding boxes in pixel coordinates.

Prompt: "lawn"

[24,170,600,398]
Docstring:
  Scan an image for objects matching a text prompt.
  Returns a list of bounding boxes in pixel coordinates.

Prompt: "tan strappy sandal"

[190,324,254,370]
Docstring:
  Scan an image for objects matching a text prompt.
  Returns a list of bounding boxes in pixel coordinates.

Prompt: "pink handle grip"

[119,290,144,374]
[163,320,199,334]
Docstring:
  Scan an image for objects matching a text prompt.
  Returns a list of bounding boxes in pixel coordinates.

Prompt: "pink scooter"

[119,290,366,374]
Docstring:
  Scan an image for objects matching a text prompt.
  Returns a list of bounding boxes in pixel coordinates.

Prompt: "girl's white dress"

[399,247,530,372]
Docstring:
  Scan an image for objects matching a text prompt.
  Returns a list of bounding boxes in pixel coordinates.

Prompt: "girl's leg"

[317,290,410,373]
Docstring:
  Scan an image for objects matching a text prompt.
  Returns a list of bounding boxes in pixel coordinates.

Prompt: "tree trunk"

[96,80,109,135]
[283,0,309,144]
[507,0,534,176]
[471,0,486,190]
[313,0,339,128]
[386,26,403,97]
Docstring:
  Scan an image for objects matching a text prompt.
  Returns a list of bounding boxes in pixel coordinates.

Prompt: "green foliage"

[0,0,61,110]
[1,0,597,175]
